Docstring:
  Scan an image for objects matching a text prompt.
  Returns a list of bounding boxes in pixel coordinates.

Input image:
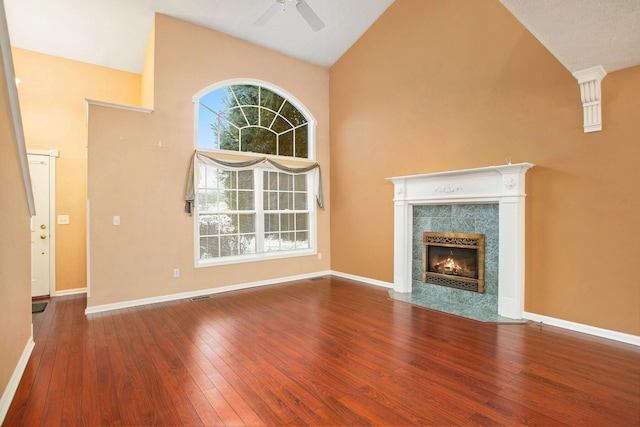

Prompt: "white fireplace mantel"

[387,163,534,319]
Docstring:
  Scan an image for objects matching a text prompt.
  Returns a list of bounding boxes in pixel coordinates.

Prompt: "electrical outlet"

[317,252,322,260]
[113,216,120,226]
[173,268,180,278]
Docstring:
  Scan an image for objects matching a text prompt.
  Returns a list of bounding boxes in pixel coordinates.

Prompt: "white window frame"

[193,79,318,268]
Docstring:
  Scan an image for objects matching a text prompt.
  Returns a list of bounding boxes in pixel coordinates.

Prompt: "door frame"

[28,149,58,297]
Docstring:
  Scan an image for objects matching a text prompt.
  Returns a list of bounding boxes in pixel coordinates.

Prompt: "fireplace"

[423,232,484,293]
[387,162,533,319]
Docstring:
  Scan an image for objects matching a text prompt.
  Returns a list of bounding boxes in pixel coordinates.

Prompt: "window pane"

[293,174,306,191]
[265,213,279,232]
[219,123,239,151]
[197,105,219,150]
[233,85,259,107]
[272,115,291,134]
[242,106,259,126]
[278,173,292,191]
[260,88,285,112]
[296,232,309,249]
[279,130,294,157]
[279,192,292,210]
[281,101,307,126]
[213,215,236,235]
[295,213,308,231]
[281,232,296,250]
[219,189,237,211]
[239,235,256,255]
[265,192,277,210]
[280,213,294,232]
[220,106,247,128]
[265,171,278,190]
[294,125,308,158]
[241,127,276,155]
[196,191,209,211]
[265,233,280,251]
[238,170,254,189]
[237,190,254,210]
[260,109,275,128]
[294,192,307,210]
[238,214,256,233]
[199,215,216,235]
[220,236,238,257]
[200,236,219,259]
[200,87,235,110]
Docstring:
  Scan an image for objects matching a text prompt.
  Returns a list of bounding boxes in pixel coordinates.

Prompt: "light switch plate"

[113,216,120,226]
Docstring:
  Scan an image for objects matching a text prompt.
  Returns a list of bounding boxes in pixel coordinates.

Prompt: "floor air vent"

[190,295,212,302]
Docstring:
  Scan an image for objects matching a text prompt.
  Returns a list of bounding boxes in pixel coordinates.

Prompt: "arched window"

[191,80,319,266]
[196,83,311,159]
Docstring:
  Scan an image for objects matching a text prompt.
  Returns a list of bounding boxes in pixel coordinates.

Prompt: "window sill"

[195,248,317,268]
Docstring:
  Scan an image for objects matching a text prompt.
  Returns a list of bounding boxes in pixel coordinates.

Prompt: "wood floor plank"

[5,277,639,426]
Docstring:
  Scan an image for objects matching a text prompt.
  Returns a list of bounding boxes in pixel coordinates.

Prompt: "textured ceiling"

[500,0,640,73]
[4,0,640,75]
[3,0,395,73]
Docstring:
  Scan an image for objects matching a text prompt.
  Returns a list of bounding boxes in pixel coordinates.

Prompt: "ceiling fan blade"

[296,0,325,32]
[255,1,282,26]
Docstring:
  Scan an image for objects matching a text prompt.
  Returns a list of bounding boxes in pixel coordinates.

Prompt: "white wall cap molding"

[86,99,153,114]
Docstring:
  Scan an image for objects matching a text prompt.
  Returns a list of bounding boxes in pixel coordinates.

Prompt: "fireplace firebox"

[422,232,485,293]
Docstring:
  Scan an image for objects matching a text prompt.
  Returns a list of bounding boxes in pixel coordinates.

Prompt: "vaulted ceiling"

[4,0,640,75]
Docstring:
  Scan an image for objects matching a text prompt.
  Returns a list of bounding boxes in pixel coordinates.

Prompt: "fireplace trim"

[387,163,533,319]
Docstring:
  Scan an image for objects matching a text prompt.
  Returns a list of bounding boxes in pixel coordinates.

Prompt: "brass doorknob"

[40,234,47,239]
[40,224,47,229]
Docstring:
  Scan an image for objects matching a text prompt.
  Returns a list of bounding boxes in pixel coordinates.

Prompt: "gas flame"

[434,251,464,276]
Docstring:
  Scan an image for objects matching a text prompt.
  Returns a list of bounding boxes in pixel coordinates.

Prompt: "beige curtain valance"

[185,151,324,215]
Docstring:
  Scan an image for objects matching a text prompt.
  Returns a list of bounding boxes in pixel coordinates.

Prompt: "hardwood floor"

[5,276,640,426]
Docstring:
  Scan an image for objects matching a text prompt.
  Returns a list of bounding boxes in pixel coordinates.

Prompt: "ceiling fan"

[255,0,325,32]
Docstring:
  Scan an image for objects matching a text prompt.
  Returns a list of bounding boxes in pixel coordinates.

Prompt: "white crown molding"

[572,65,607,133]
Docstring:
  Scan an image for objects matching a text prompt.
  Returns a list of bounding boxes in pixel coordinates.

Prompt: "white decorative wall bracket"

[572,65,607,133]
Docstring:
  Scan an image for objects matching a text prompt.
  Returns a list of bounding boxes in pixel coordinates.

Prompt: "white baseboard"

[85,270,333,315]
[0,336,35,425]
[523,311,640,347]
[330,274,639,347]
[53,287,87,297]
[330,270,394,289]
[81,271,637,347]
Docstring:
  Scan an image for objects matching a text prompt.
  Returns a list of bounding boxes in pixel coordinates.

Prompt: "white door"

[29,154,51,297]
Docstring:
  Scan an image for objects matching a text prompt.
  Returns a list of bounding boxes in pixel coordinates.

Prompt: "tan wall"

[329,0,640,335]
[12,48,141,292]
[86,14,330,308]
[0,38,32,412]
